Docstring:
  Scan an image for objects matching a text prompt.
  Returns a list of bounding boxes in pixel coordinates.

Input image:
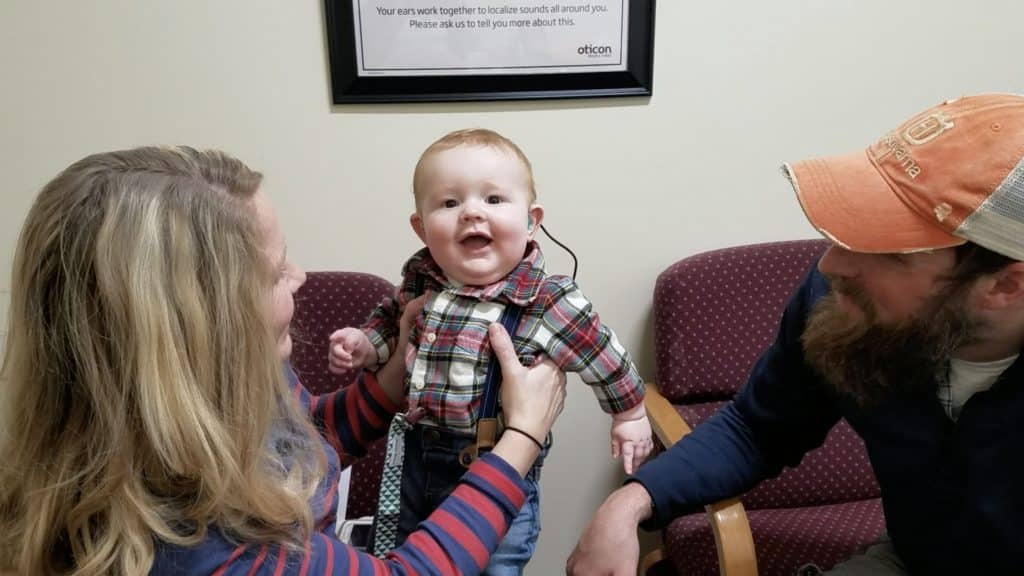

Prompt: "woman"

[0,146,566,575]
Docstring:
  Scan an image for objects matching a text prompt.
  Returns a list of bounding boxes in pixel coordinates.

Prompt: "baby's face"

[411,145,541,286]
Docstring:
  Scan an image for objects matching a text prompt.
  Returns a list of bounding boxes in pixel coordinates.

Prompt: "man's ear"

[410,212,427,244]
[527,204,544,240]
[977,262,1024,310]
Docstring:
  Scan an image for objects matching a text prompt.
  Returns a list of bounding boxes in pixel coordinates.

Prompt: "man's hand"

[566,483,653,576]
[327,327,377,373]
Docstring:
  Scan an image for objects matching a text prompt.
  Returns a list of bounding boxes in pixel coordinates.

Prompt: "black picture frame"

[324,0,655,104]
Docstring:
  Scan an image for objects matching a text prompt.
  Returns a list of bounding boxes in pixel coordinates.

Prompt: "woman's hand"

[374,295,427,405]
[489,322,567,476]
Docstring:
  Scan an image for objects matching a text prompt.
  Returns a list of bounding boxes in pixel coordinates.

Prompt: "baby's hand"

[610,407,653,475]
[328,327,377,374]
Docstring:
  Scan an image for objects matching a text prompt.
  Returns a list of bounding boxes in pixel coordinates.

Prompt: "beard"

[802,277,981,407]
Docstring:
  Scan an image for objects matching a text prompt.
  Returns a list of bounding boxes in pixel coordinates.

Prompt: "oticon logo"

[577,44,612,56]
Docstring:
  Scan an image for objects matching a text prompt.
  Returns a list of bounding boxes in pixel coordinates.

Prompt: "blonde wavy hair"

[0,147,326,575]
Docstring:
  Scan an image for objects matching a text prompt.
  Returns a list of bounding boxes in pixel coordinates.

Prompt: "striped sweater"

[152,368,527,575]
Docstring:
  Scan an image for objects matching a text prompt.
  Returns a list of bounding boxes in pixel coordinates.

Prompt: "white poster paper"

[352,1,629,76]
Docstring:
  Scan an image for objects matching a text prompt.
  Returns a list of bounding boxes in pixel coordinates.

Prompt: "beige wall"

[0,291,6,352]
[3,0,1024,573]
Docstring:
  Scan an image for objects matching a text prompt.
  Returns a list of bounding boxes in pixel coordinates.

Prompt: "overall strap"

[480,302,525,419]
[458,302,525,467]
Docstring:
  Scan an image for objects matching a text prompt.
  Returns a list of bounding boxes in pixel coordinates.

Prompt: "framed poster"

[324,0,655,103]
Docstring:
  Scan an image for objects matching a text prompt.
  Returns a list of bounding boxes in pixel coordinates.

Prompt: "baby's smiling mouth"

[460,233,492,250]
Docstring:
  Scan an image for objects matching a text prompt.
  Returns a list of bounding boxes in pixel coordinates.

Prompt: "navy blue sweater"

[633,266,1024,575]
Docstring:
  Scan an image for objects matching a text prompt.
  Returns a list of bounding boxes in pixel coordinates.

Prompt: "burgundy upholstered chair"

[290,270,396,520]
[643,240,885,576]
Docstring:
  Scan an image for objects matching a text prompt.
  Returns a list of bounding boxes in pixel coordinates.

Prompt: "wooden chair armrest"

[639,548,667,575]
[645,382,694,443]
[643,384,758,576]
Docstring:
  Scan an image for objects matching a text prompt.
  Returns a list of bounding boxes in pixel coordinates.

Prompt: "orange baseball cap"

[784,93,1024,261]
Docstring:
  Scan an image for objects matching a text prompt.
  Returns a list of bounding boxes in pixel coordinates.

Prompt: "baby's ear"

[410,212,427,244]
[527,204,544,239]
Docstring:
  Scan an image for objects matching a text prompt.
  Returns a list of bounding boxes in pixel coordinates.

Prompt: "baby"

[329,128,651,573]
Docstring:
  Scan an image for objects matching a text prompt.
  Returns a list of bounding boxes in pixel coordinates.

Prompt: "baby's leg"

[395,425,472,543]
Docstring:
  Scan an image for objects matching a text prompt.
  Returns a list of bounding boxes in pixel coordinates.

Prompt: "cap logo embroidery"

[903,112,954,145]
[878,133,923,179]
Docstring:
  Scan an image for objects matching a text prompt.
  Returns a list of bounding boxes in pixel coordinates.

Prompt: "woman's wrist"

[491,431,541,478]
[502,417,549,449]
[504,426,544,450]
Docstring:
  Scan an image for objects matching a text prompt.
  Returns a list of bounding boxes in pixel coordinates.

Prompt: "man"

[567,93,1024,575]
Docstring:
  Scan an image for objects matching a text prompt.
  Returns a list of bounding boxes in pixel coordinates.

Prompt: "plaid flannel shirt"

[362,242,644,433]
